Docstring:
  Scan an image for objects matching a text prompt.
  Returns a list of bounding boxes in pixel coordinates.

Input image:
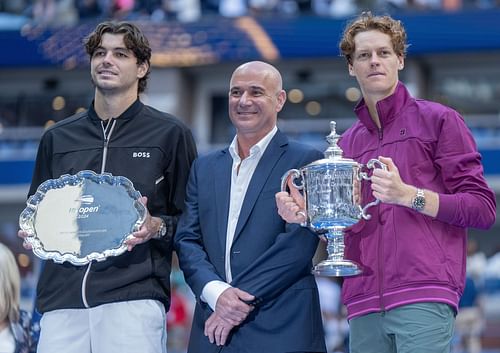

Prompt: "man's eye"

[230,91,241,97]
[357,53,369,60]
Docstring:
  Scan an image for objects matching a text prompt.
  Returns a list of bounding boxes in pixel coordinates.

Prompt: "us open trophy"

[281,121,386,277]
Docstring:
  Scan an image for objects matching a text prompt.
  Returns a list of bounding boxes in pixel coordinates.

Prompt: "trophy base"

[312,259,362,277]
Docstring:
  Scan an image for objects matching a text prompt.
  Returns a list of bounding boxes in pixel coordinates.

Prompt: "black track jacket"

[29,99,197,313]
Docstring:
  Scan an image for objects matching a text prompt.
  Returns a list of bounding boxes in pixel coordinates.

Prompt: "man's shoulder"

[141,105,191,132]
[42,110,89,136]
[413,97,462,121]
[284,139,323,161]
[195,148,226,163]
[286,139,320,152]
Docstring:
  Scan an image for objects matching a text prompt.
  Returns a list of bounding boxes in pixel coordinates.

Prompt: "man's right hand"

[215,287,254,326]
[204,312,234,346]
[275,190,306,224]
[275,175,307,224]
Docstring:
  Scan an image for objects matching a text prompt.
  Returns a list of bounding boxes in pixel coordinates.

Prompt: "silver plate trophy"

[281,121,386,277]
[19,170,147,266]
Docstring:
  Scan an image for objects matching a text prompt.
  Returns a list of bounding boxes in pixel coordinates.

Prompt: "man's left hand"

[125,196,163,251]
[370,156,413,206]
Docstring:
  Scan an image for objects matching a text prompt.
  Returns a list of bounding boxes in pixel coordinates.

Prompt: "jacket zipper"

[81,118,117,308]
[377,126,385,312]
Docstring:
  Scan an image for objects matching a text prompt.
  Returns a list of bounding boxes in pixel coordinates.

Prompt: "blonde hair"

[0,243,21,324]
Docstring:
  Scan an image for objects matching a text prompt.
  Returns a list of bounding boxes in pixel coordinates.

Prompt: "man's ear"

[137,62,149,79]
[348,63,355,77]
[276,90,287,112]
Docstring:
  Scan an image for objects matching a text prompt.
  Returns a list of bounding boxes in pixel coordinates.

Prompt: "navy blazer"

[174,130,326,353]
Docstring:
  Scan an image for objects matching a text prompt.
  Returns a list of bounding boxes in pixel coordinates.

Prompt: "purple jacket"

[339,82,496,320]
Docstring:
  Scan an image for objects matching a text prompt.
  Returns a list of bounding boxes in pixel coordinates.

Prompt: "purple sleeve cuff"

[435,193,457,224]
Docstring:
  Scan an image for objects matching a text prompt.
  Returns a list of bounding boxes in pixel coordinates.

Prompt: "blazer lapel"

[214,149,232,253]
[232,131,288,242]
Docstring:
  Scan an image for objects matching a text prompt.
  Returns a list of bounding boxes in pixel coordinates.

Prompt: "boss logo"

[133,152,150,158]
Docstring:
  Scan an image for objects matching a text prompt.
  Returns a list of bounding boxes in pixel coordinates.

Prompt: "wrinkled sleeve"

[160,125,197,238]
[434,110,496,229]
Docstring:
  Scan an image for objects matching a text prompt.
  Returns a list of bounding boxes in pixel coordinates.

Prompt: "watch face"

[158,222,166,237]
[413,196,425,211]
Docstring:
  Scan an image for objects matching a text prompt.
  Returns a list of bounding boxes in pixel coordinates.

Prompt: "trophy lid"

[305,121,359,169]
[324,121,344,159]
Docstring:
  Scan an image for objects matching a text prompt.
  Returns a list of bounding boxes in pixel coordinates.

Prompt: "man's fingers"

[125,236,144,251]
[204,316,216,343]
[18,231,33,250]
[205,313,234,346]
[218,325,231,346]
[378,156,395,170]
[215,325,224,346]
[139,195,148,206]
[289,187,305,210]
[275,191,306,224]
[235,288,254,302]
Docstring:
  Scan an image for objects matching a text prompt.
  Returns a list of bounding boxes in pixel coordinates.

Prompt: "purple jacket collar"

[354,81,411,131]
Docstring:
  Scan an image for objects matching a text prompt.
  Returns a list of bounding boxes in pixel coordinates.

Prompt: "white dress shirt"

[201,126,278,311]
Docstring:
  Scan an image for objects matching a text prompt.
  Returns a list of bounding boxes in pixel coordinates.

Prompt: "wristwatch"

[411,188,426,212]
[155,219,167,239]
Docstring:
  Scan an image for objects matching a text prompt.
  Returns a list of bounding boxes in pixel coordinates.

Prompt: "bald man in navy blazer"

[174,61,326,353]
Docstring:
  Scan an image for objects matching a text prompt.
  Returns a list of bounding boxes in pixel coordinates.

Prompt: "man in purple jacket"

[276,12,496,353]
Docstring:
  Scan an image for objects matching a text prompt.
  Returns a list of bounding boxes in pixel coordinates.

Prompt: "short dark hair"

[84,21,152,93]
[339,12,408,65]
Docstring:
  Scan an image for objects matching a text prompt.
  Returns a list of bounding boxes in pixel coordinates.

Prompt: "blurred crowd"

[1,0,500,30]
[452,239,500,353]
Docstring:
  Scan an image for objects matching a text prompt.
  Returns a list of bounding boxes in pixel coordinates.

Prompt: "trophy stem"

[327,229,345,262]
[312,228,362,277]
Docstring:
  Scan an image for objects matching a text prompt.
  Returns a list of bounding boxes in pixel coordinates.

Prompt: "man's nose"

[370,52,380,66]
[102,51,114,64]
[239,91,252,105]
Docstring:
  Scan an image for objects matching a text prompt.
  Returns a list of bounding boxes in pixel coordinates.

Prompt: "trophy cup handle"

[280,169,308,227]
[280,169,303,192]
[359,159,387,220]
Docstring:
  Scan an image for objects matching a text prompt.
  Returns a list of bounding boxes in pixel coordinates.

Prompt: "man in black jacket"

[18,21,197,353]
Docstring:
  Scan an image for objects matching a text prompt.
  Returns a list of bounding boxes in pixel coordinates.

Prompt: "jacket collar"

[354,81,412,131]
[88,99,144,124]
[214,130,288,252]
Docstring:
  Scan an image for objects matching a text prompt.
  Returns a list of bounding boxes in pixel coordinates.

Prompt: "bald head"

[230,61,283,94]
[227,61,287,151]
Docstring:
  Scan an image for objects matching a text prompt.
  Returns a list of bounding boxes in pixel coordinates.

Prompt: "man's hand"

[215,287,254,326]
[276,174,307,224]
[18,230,32,250]
[370,156,413,206]
[125,196,163,251]
[204,287,255,346]
[204,312,234,346]
[371,156,439,217]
